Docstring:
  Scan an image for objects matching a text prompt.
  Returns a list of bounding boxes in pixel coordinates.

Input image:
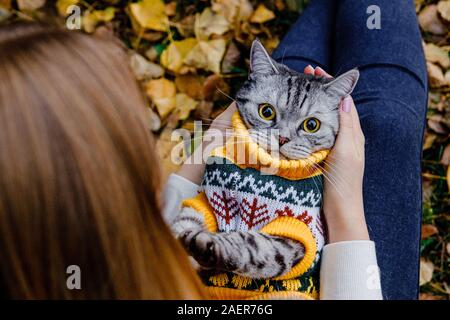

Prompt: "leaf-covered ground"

[0,0,448,299]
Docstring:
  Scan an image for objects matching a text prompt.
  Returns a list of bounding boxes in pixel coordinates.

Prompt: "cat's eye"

[302,117,321,133]
[258,103,276,121]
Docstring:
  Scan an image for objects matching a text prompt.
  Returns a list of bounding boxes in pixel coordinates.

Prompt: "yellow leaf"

[175,74,205,100]
[437,0,450,22]
[82,11,98,33]
[160,38,197,73]
[129,52,164,80]
[424,43,450,69]
[129,0,168,32]
[447,165,450,191]
[194,8,230,40]
[17,0,46,11]
[94,7,115,22]
[250,4,275,23]
[211,0,253,23]
[419,4,447,35]
[56,0,78,16]
[175,93,198,120]
[0,0,11,10]
[145,78,176,118]
[184,39,227,74]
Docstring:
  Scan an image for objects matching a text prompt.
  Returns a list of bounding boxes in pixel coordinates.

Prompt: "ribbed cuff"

[320,240,383,300]
[162,173,199,224]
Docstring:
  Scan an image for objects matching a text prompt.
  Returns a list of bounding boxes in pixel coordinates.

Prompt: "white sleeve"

[320,240,383,300]
[162,174,200,224]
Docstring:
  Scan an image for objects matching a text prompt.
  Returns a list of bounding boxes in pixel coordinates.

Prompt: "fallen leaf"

[203,74,230,101]
[165,1,177,16]
[0,5,11,23]
[0,0,11,9]
[419,258,434,286]
[146,78,176,118]
[447,165,450,191]
[250,4,276,23]
[419,292,445,300]
[184,39,227,74]
[211,0,253,23]
[222,41,241,73]
[275,0,285,11]
[156,128,183,184]
[441,144,450,165]
[421,224,438,239]
[427,62,447,88]
[175,93,198,120]
[428,114,448,134]
[129,52,164,80]
[422,180,433,203]
[145,46,159,61]
[437,0,450,22]
[83,8,115,33]
[146,107,161,132]
[418,4,447,35]
[445,70,450,84]
[195,100,214,119]
[17,0,46,11]
[195,8,230,40]
[262,36,280,53]
[175,14,196,38]
[175,74,205,100]
[444,282,450,294]
[56,0,78,16]
[129,0,168,32]
[424,43,450,69]
[423,132,437,149]
[160,38,197,73]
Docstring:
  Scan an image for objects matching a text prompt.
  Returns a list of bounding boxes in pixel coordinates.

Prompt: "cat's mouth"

[248,130,311,160]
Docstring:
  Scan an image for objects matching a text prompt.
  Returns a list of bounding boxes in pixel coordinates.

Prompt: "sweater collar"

[222,111,329,180]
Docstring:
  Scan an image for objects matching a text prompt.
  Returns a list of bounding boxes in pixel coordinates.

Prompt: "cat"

[173,39,359,280]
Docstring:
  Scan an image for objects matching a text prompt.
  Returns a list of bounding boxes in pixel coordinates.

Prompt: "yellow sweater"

[183,112,329,300]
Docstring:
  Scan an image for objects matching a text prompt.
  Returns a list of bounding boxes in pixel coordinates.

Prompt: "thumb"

[338,96,354,132]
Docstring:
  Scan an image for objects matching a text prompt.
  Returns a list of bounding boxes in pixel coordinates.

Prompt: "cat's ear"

[324,69,359,97]
[250,39,279,76]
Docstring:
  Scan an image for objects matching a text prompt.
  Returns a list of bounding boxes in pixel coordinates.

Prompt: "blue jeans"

[273,0,427,299]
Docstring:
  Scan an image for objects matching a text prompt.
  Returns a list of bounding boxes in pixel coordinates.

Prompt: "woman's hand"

[305,66,370,243]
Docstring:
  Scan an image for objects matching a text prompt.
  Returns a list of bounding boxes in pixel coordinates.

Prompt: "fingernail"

[342,96,352,113]
[306,65,314,72]
[316,66,325,73]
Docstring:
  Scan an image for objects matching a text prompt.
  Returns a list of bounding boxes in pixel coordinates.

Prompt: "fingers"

[314,67,332,78]
[303,65,333,78]
[338,96,354,131]
[337,96,365,147]
[304,65,315,75]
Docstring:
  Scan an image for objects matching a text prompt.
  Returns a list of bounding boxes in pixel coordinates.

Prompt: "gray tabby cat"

[173,40,359,279]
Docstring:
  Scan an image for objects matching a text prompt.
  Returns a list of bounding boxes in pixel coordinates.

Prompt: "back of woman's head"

[0,23,204,299]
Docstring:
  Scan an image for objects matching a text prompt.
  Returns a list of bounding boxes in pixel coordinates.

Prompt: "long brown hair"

[0,23,205,299]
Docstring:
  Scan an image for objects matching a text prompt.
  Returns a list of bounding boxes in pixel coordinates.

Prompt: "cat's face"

[236,40,359,160]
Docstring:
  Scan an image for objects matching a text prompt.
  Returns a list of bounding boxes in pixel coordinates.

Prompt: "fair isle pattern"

[201,156,326,252]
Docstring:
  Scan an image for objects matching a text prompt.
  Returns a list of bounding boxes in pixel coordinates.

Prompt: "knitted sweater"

[182,111,330,300]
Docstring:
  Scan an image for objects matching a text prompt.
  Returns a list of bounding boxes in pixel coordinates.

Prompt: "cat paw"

[186,232,219,269]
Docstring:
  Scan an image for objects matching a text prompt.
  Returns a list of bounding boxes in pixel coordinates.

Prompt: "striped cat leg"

[172,207,206,240]
[186,230,305,279]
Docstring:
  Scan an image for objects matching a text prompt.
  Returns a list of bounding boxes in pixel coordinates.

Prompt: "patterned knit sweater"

[182,112,329,300]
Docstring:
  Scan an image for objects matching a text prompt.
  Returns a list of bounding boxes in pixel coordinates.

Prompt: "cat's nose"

[279,136,290,146]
